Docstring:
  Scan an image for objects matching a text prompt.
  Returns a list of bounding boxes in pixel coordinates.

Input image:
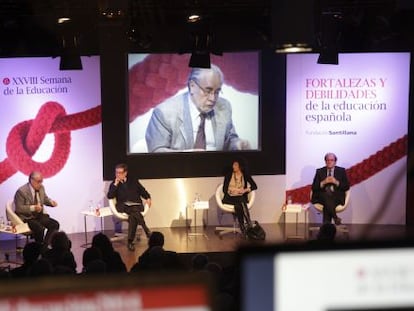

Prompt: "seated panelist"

[14,171,60,247]
[311,153,350,225]
[107,163,152,251]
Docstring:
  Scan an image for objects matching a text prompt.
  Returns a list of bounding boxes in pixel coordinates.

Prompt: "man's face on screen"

[190,70,222,113]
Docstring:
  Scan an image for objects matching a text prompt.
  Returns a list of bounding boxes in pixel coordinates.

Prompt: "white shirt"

[189,94,216,151]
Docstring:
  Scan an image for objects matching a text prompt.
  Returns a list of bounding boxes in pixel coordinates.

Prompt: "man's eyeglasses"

[192,79,222,97]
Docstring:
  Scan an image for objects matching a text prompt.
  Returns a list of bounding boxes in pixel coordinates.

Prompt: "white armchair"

[214,183,256,237]
[5,199,32,249]
[309,190,351,238]
[108,198,149,241]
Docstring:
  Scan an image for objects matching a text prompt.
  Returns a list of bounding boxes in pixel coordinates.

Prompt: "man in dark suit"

[311,153,350,225]
[14,171,60,246]
[107,163,152,251]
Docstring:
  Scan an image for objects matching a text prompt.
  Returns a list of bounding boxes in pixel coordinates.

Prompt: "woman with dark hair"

[222,158,257,236]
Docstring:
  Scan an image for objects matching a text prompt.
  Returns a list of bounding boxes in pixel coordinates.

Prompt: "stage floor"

[1,223,413,272]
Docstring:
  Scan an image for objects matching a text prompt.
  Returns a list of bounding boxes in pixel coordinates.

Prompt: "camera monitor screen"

[238,240,414,311]
[127,52,260,154]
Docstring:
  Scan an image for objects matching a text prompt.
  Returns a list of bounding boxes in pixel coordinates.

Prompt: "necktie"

[34,190,39,205]
[194,113,207,149]
[327,169,334,193]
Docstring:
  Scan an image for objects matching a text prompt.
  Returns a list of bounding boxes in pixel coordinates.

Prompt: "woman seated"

[222,157,257,236]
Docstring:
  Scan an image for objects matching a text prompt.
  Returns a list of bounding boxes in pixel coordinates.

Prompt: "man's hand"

[323,176,339,187]
[34,204,43,213]
[236,139,251,150]
[50,200,58,207]
[328,176,339,185]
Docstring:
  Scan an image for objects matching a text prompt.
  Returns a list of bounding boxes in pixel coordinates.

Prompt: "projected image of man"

[145,64,250,152]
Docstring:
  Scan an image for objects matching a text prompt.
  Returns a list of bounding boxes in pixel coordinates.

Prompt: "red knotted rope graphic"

[0,101,101,184]
[285,134,408,204]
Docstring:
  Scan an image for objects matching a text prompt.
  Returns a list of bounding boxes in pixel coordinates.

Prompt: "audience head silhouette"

[148,231,164,248]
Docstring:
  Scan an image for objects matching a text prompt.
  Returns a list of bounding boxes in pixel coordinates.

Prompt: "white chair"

[108,198,149,242]
[308,190,351,238]
[214,183,256,237]
[5,199,32,249]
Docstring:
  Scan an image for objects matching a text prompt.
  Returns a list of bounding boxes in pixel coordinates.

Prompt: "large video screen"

[127,52,260,153]
[102,49,284,179]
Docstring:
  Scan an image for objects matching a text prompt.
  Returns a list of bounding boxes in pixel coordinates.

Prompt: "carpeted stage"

[1,223,414,272]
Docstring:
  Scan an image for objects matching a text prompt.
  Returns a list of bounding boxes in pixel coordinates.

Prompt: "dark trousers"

[27,214,59,245]
[319,191,339,224]
[124,205,150,242]
[224,195,251,233]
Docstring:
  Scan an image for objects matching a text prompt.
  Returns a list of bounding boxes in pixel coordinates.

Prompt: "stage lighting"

[188,31,212,68]
[186,16,222,68]
[316,11,342,65]
[59,34,83,70]
[59,52,82,70]
[189,51,210,68]
[127,25,152,49]
[317,48,339,65]
[272,0,315,53]
[187,13,201,23]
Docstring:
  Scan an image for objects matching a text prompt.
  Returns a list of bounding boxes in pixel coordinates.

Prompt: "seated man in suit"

[14,171,60,247]
[311,153,350,225]
[107,163,152,251]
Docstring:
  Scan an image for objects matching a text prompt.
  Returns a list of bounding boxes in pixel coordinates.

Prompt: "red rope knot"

[6,102,71,177]
[0,102,102,183]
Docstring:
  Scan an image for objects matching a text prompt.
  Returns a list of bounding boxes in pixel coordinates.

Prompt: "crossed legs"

[319,192,341,225]
[127,211,151,241]
[125,206,151,251]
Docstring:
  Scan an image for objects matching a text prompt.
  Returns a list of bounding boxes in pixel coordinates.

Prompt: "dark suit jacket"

[14,183,54,221]
[222,172,257,204]
[107,176,151,213]
[311,166,350,205]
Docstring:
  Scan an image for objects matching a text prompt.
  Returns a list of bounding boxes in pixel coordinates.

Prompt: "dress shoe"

[334,217,342,225]
[127,242,135,251]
